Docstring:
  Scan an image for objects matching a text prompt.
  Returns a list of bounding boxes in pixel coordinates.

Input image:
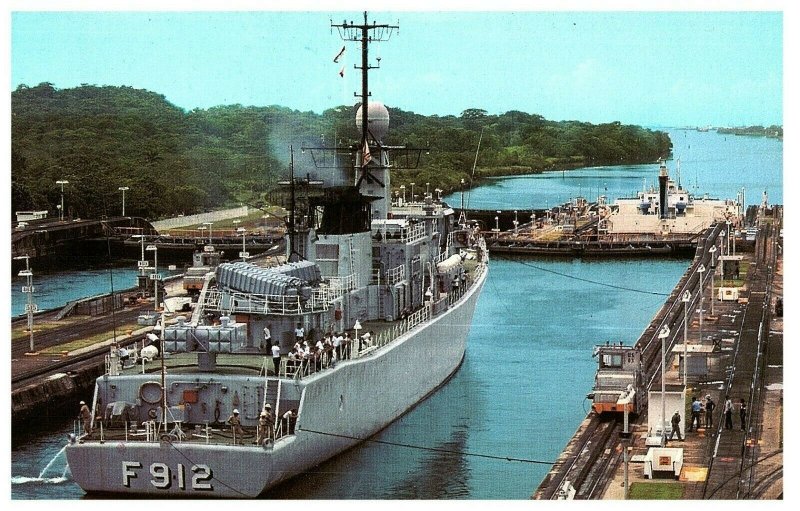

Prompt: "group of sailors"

[274,326,378,377]
[226,404,298,445]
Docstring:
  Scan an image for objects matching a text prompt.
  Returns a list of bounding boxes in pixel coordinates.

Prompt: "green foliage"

[12,83,672,219]
[628,482,685,500]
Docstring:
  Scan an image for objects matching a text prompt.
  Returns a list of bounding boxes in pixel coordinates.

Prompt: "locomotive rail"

[534,208,782,500]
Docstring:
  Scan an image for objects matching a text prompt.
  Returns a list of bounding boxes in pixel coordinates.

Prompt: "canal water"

[10,265,182,318]
[10,129,782,499]
[457,128,782,211]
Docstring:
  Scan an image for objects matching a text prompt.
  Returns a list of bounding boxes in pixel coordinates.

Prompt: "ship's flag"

[333,46,346,63]
[362,141,372,167]
[339,66,345,78]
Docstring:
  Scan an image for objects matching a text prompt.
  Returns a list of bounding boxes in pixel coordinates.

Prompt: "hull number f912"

[122,461,213,491]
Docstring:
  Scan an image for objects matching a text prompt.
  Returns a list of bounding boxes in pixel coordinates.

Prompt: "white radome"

[355,102,390,140]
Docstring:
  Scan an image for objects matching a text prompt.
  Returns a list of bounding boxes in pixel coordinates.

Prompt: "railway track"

[11,303,156,389]
[537,415,621,499]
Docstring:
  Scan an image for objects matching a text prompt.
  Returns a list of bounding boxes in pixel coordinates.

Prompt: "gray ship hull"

[65,267,487,497]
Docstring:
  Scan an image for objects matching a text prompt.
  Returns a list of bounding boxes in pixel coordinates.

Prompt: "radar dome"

[355,102,390,141]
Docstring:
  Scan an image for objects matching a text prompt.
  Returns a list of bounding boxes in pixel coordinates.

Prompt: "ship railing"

[203,290,330,316]
[326,273,357,292]
[385,264,406,286]
[433,250,449,265]
[402,222,427,244]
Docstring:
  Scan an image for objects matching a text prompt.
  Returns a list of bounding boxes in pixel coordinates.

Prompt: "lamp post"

[410,182,415,203]
[203,222,213,244]
[513,210,519,235]
[659,325,670,446]
[237,227,249,260]
[118,186,130,216]
[725,221,731,255]
[494,216,500,232]
[681,291,691,386]
[14,255,36,352]
[709,245,717,317]
[400,184,406,204]
[132,234,148,276]
[698,264,706,343]
[426,182,430,198]
[146,245,159,312]
[56,180,69,221]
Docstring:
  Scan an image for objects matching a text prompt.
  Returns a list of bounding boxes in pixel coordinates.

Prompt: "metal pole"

[658,326,670,446]
[154,247,158,311]
[683,295,688,386]
[623,441,629,499]
[699,272,704,343]
[661,332,666,446]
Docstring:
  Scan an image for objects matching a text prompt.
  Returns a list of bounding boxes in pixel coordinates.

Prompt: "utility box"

[718,287,739,301]
[643,447,684,479]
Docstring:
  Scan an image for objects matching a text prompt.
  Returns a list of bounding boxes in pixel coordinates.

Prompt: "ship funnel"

[658,160,669,219]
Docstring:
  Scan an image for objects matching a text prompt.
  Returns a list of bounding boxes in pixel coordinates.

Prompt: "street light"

[146,245,160,312]
[400,184,406,204]
[56,180,69,221]
[14,255,36,352]
[132,234,148,276]
[118,186,130,216]
[725,220,731,255]
[681,290,691,386]
[410,182,415,203]
[237,227,249,260]
[709,245,717,317]
[513,210,519,235]
[658,325,670,446]
[698,264,706,343]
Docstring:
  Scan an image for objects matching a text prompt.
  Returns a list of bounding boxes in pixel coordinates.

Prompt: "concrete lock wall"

[151,206,249,231]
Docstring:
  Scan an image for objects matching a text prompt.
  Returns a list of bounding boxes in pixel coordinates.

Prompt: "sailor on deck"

[79,401,92,437]
[227,409,244,443]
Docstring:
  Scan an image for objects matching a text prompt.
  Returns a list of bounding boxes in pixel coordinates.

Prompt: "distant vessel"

[65,12,488,497]
[601,159,740,236]
[487,159,741,257]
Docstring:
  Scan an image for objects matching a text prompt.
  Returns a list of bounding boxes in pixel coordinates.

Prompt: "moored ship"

[64,12,488,498]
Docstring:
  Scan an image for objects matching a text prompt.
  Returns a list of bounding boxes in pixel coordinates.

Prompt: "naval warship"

[64,13,488,498]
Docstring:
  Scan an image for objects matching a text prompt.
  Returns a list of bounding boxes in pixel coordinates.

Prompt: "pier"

[533,204,782,499]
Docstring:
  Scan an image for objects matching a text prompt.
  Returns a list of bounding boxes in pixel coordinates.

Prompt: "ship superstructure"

[64,12,488,498]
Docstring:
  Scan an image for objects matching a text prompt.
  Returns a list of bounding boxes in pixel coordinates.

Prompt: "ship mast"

[332,12,398,191]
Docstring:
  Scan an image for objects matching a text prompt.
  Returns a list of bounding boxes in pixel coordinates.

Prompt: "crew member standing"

[227,409,244,443]
[271,342,282,376]
[688,396,702,431]
[256,411,270,445]
[262,324,272,351]
[739,398,748,431]
[724,396,734,430]
[668,410,683,441]
[295,323,305,342]
[705,395,716,428]
[79,401,92,437]
[263,404,275,442]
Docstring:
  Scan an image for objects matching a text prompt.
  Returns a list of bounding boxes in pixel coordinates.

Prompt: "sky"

[7,1,787,128]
